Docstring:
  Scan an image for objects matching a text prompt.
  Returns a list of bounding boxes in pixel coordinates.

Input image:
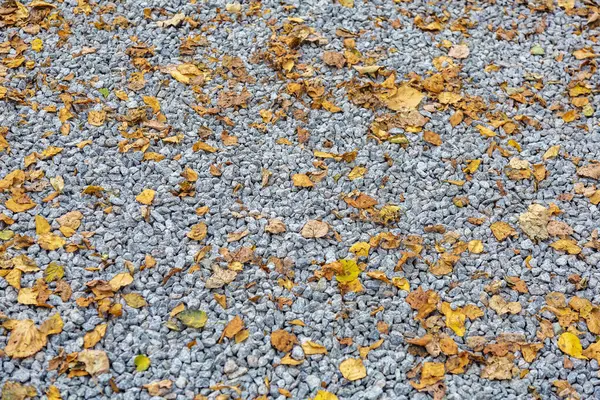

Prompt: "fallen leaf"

[302,340,327,355]
[177,310,208,329]
[220,316,244,342]
[550,239,581,255]
[83,324,107,349]
[109,272,133,291]
[292,173,314,188]
[187,222,208,241]
[448,44,469,59]
[489,295,521,315]
[301,220,329,238]
[123,293,147,308]
[518,204,549,241]
[205,266,237,289]
[558,332,586,359]
[143,380,172,396]
[490,221,517,241]
[135,189,155,205]
[134,354,151,372]
[78,350,110,375]
[265,219,286,234]
[440,302,466,337]
[4,319,47,358]
[339,358,367,381]
[271,330,297,352]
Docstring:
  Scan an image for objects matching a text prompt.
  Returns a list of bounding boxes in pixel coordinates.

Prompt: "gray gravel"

[1,0,600,399]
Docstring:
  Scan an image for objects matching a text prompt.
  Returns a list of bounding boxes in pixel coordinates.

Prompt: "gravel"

[1,0,600,399]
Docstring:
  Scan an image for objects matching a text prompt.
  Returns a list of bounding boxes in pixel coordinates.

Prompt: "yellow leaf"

[134,354,151,372]
[31,38,43,52]
[187,222,208,241]
[280,353,304,365]
[88,110,106,126]
[391,277,410,291]
[558,332,586,359]
[44,262,64,283]
[348,166,367,180]
[382,85,424,110]
[338,0,354,7]
[349,242,370,257]
[490,221,517,241]
[463,159,481,174]
[135,189,155,205]
[468,240,484,254]
[476,125,496,137]
[5,197,36,213]
[302,340,327,355]
[550,239,581,255]
[4,319,47,358]
[109,272,134,291]
[47,385,62,400]
[339,358,367,381]
[35,215,51,235]
[335,259,361,283]
[142,96,161,113]
[177,309,208,329]
[440,302,466,337]
[83,324,107,349]
[314,390,338,400]
[543,145,560,160]
[38,233,66,251]
[123,293,147,308]
[292,173,314,188]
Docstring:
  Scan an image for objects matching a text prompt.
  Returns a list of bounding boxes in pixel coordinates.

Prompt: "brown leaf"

[301,220,329,239]
[423,130,442,146]
[187,222,207,241]
[271,329,297,352]
[227,229,249,243]
[205,266,237,289]
[518,204,549,241]
[83,324,107,349]
[220,316,244,342]
[489,295,521,315]
[481,356,518,380]
[4,319,48,358]
[490,221,517,241]
[292,173,314,188]
[323,51,346,68]
[265,219,287,234]
[77,349,110,375]
[577,163,600,180]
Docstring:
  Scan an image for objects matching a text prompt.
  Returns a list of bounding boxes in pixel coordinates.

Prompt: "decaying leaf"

[83,324,107,349]
[205,266,237,289]
[518,204,549,241]
[271,329,297,352]
[265,219,286,234]
[489,295,521,315]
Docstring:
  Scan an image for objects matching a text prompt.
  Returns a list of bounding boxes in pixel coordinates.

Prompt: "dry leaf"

[550,239,581,255]
[135,189,155,205]
[339,358,367,381]
[490,221,517,241]
[265,219,286,234]
[518,204,549,241]
[205,266,237,289]
[83,324,107,349]
[301,220,329,238]
[78,349,110,375]
[271,330,297,352]
[187,222,208,241]
[489,295,521,315]
[302,340,327,355]
[220,316,244,342]
[292,173,314,188]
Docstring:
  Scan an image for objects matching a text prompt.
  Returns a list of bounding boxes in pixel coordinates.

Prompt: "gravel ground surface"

[2,0,600,399]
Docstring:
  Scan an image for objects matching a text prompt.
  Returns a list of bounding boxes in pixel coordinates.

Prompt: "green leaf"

[335,259,361,283]
[98,88,110,97]
[134,354,151,372]
[530,45,545,55]
[177,309,208,329]
[44,262,64,282]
